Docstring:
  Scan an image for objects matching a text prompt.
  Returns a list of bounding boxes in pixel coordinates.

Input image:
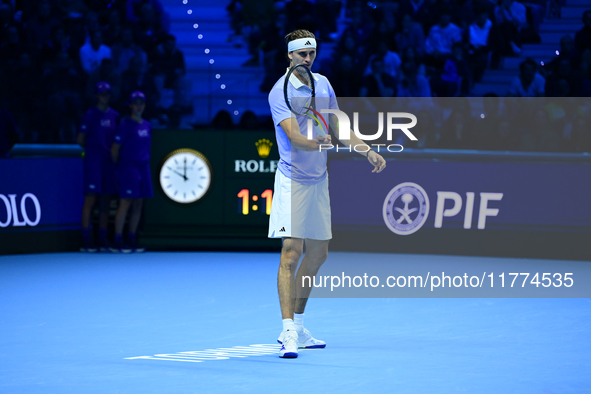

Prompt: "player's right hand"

[315,134,332,151]
[317,134,331,144]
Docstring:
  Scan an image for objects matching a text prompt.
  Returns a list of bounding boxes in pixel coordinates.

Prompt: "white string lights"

[181,0,239,123]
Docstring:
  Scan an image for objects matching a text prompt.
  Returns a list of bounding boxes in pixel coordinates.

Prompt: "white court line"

[125,344,282,363]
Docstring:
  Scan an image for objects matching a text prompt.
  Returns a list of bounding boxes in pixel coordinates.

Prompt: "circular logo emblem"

[383,182,430,235]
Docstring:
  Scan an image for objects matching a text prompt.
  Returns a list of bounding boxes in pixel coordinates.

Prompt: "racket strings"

[286,69,314,116]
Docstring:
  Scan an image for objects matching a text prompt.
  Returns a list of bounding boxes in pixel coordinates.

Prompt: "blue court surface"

[1,251,590,394]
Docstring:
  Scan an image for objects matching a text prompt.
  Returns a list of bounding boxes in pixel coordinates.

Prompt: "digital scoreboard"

[144,130,281,250]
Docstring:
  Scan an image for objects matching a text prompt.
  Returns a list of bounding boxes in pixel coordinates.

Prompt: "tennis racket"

[284,64,315,117]
[283,64,330,140]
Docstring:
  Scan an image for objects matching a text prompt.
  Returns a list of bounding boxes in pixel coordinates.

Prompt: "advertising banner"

[0,158,83,232]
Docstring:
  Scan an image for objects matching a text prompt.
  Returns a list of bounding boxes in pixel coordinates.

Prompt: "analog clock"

[159,149,212,204]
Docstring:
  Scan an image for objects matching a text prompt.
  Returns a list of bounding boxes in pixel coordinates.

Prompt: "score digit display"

[222,131,279,227]
[261,189,273,215]
[237,189,273,215]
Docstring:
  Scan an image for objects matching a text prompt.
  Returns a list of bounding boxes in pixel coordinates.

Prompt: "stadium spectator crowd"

[0,0,590,154]
[0,0,190,145]
[233,0,591,152]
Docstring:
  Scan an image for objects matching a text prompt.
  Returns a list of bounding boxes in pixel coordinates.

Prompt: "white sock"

[294,313,304,331]
[282,318,296,332]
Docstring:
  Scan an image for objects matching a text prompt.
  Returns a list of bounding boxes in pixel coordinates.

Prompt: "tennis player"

[78,82,120,252]
[110,91,153,253]
[268,29,386,358]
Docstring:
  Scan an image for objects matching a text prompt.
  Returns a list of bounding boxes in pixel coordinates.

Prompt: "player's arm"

[112,121,126,163]
[279,118,329,152]
[328,114,386,173]
[77,132,86,147]
[270,84,328,151]
[77,113,91,148]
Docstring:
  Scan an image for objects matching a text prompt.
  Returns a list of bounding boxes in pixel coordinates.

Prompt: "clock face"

[159,149,212,204]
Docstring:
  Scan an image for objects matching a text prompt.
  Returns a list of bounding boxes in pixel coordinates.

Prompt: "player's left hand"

[368,150,386,173]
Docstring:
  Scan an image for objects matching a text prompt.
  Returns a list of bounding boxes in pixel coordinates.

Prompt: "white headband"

[288,37,317,52]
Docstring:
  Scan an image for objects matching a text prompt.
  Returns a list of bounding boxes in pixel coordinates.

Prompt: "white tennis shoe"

[279,330,298,358]
[278,327,326,349]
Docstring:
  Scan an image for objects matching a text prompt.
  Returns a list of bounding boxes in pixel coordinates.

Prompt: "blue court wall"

[328,150,591,260]
[2,143,590,260]
[0,157,83,255]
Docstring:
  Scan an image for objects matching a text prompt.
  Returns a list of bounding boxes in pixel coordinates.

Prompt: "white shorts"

[268,170,332,240]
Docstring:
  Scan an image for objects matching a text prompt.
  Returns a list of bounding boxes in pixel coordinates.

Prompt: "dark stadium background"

[1,0,590,256]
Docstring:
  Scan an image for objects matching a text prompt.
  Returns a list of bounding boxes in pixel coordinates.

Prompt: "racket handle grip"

[306,118,326,137]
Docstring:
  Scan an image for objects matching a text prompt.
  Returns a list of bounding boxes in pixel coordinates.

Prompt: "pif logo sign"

[383,183,503,235]
[383,183,429,235]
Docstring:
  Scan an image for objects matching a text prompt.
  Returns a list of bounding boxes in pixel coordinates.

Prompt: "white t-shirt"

[510,73,545,97]
[425,23,462,54]
[363,51,402,79]
[469,19,493,48]
[268,69,339,185]
[79,43,112,74]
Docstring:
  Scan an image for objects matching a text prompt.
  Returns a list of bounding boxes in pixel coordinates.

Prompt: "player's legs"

[80,194,98,252]
[277,237,329,350]
[81,194,97,229]
[277,237,303,358]
[128,198,143,234]
[98,195,111,229]
[127,199,146,252]
[278,237,303,319]
[110,198,136,253]
[112,163,143,252]
[96,194,112,250]
[114,198,132,235]
[82,154,102,230]
[98,155,117,233]
[127,163,152,252]
[112,198,132,253]
[294,238,329,313]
